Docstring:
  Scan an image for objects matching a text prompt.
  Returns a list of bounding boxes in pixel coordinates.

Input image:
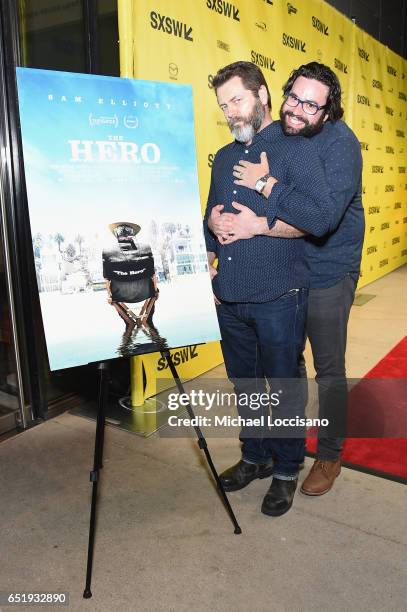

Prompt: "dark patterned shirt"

[204,121,332,302]
[300,120,364,288]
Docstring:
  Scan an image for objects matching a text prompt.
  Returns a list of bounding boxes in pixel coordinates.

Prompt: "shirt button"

[233,190,237,194]
[244,149,249,154]
[228,257,232,261]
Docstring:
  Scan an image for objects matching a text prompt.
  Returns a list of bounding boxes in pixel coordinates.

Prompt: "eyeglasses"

[284,92,327,116]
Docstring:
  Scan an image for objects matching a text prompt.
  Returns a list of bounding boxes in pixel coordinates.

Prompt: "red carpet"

[306,336,407,483]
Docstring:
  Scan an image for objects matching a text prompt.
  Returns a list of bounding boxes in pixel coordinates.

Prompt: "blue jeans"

[216,289,308,478]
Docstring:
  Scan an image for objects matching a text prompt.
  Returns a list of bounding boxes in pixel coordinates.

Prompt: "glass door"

[0,0,121,435]
[0,218,25,434]
[0,3,31,433]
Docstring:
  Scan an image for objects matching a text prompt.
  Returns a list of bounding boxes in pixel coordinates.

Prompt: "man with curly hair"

[209,62,364,498]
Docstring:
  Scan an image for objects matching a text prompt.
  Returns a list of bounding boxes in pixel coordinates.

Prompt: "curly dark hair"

[212,61,271,110]
[282,62,343,122]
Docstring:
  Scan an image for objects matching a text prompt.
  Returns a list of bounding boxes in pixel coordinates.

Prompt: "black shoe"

[219,459,274,492]
[261,477,298,517]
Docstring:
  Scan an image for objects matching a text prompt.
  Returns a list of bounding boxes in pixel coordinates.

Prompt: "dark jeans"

[216,288,308,478]
[306,274,357,460]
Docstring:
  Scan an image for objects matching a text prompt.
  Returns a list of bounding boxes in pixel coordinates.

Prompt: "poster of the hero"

[16,68,220,370]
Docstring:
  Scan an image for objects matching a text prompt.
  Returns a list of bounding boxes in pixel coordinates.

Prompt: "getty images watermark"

[165,389,329,429]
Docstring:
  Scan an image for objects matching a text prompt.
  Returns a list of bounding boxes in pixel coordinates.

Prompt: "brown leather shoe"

[300,459,341,496]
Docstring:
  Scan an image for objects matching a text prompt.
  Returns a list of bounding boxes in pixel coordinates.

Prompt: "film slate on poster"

[16,68,220,370]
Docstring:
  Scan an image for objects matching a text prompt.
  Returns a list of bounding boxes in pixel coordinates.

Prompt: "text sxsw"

[157,346,198,371]
[282,33,306,53]
[150,11,193,41]
[206,0,240,21]
[312,16,329,35]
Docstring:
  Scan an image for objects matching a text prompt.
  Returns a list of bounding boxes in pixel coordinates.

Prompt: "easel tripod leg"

[83,362,109,598]
[161,350,242,534]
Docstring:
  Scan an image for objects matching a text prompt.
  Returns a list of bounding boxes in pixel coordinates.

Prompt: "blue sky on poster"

[16,68,203,245]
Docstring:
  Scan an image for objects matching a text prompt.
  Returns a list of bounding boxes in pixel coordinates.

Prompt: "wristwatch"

[254,173,271,194]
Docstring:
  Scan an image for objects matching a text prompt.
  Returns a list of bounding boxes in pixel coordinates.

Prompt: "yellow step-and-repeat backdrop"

[118,0,407,402]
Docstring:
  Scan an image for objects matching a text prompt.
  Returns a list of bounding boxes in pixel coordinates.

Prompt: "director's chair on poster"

[102,222,159,334]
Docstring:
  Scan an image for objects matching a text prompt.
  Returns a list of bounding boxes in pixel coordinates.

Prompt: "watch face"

[255,178,266,192]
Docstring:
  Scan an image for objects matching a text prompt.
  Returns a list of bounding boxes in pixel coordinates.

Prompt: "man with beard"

[209,62,364,498]
[204,61,339,517]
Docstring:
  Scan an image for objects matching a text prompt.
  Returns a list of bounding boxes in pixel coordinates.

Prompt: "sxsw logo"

[208,153,215,167]
[372,79,382,90]
[334,58,347,73]
[387,65,397,76]
[373,123,382,132]
[206,0,240,21]
[386,106,394,116]
[360,141,369,151]
[385,185,395,192]
[251,50,276,72]
[157,345,198,370]
[367,245,377,254]
[312,16,329,35]
[368,206,380,214]
[386,146,394,154]
[372,165,383,173]
[282,33,306,52]
[392,237,400,245]
[357,94,370,105]
[379,259,389,268]
[399,167,406,173]
[399,91,407,101]
[396,129,405,137]
[381,222,390,230]
[358,48,369,61]
[263,0,273,5]
[287,3,297,15]
[150,11,193,41]
[394,202,402,209]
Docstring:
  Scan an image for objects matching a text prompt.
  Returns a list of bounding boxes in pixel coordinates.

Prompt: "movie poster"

[16,68,220,370]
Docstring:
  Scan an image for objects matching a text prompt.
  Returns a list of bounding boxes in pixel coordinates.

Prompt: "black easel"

[160,349,242,534]
[83,352,241,598]
[83,361,109,599]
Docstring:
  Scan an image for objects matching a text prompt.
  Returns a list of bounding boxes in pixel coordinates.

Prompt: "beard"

[279,108,326,137]
[228,98,265,143]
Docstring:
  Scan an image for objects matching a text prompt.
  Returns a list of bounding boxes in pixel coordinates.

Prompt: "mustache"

[228,116,245,127]
[283,110,309,125]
